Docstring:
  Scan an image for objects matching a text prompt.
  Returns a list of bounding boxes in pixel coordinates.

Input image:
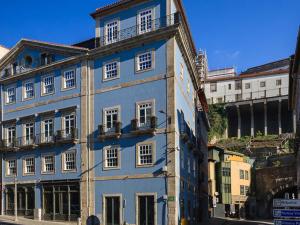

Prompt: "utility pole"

[14,175,17,222]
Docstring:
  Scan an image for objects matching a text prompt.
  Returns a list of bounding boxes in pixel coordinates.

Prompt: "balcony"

[131,116,157,136]
[55,128,79,144]
[95,12,181,48]
[36,133,55,147]
[180,121,191,143]
[0,139,19,151]
[98,122,122,141]
[18,136,38,150]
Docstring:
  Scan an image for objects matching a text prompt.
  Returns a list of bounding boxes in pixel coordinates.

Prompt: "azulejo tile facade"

[0,0,209,225]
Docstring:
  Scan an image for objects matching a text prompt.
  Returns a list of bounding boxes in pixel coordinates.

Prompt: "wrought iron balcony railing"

[95,12,181,48]
[55,128,78,143]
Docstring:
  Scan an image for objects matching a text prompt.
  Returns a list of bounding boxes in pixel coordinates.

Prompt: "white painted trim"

[102,145,121,170]
[102,194,123,225]
[22,78,35,101]
[41,153,55,175]
[22,155,35,176]
[135,192,157,225]
[135,49,155,73]
[136,140,156,168]
[137,7,156,35]
[102,105,121,132]
[135,99,156,127]
[5,157,17,177]
[61,67,77,91]
[5,84,17,105]
[102,58,121,82]
[61,149,77,173]
[41,73,55,96]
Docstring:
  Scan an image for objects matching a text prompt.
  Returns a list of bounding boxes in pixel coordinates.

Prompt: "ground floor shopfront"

[3,180,80,221]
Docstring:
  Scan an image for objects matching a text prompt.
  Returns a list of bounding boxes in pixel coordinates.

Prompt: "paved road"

[208,218,273,225]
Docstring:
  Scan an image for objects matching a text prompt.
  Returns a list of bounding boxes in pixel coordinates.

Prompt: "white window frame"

[5,85,16,104]
[41,74,55,96]
[41,153,55,174]
[62,150,76,172]
[6,158,17,177]
[41,117,54,143]
[62,112,76,137]
[23,122,35,145]
[103,145,121,170]
[62,68,76,90]
[180,63,184,80]
[103,59,120,81]
[103,106,121,133]
[104,19,120,45]
[5,125,16,147]
[138,8,155,34]
[23,156,35,175]
[136,50,155,73]
[136,141,156,167]
[22,79,35,100]
[136,99,155,128]
[102,194,123,225]
[135,193,157,225]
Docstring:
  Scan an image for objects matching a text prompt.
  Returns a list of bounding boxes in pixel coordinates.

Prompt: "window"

[42,119,54,143]
[6,126,16,147]
[224,184,231,193]
[180,148,184,169]
[222,167,231,177]
[193,159,196,177]
[137,195,155,225]
[245,83,251,89]
[137,51,153,72]
[180,63,184,79]
[240,185,245,195]
[240,170,245,179]
[260,81,266,87]
[104,196,121,225]
[24,157,35,175]
[187,80,190,94]
[217,97,223,103]
[6,86,16,104]
[210,83,217,92]
[63,150,76,171]
[64,113,76,137]
[139,9,153,34]
[63,69,76,89]
[104,61,119,80]
[42,154,55,173]
[245,170,249,180]
[104,146,120,169]
[42,75,54,95]
[41,53,54,66]
[137,101,154,128]
[105,20,119,44]
[187,157,191,174]
[245,186,249,195]
[228,83,232,90]
[276,79,282,86]
[137,142,155,166]
[23,80,34,100]
[235,80,242,90]
[104,107,120,132]
[24,122,34,145]
[7,159,16,176]
[24,56,33,67]
[235,94,242,101]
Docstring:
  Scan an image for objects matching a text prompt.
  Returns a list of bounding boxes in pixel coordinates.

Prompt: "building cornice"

[205,69,289,83]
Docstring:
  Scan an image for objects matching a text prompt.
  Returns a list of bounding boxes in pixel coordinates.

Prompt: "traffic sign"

[274,199,300,208]
[274,219,300,225]
[274,209,300,218]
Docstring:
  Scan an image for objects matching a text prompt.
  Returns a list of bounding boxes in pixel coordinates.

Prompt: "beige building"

[208,146,253,218]
[0,45,9,59]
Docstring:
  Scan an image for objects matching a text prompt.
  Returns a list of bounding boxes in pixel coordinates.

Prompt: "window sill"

[102,76,120,82]
[103,167,121,171]
[61,86,76,92]
[41,92,55,97]
[135,67,154,74]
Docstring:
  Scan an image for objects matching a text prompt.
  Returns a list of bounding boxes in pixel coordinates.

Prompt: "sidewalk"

[0,215,77,225]
[207,217,274,225]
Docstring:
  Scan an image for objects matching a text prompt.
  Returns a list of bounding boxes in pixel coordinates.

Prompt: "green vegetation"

[208,103,227,141]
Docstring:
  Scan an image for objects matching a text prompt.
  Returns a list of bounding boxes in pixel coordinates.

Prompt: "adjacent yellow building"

[208,146,253,218]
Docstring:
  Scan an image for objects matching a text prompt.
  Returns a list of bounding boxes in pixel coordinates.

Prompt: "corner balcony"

[131,116,157,136]
[98,122,122,141]
[95,12,181,48]
[55,128,79,144]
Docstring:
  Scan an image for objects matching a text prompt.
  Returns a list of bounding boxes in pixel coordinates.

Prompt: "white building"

[205,59,295,138]
[0,45,9,59]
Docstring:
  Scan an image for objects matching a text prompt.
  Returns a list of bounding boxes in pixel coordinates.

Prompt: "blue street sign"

[274,210,300,218]
[274,220,300,225]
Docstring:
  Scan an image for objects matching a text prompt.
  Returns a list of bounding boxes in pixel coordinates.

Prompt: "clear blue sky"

[0,0,299,72]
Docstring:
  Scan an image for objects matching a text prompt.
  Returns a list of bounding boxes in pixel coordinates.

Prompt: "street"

[208,218,274,225]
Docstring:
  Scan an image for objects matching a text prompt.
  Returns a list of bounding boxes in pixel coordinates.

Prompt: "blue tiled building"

[0,0,209,225]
